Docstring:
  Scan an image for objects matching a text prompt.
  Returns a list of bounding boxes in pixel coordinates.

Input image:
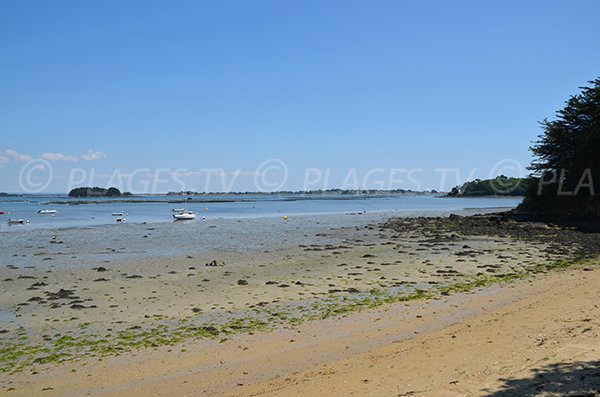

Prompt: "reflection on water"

[0,305,16,323]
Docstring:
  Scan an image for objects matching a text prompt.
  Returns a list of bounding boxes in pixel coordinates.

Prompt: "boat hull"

[173,213,196,220]
[7,219,28,224]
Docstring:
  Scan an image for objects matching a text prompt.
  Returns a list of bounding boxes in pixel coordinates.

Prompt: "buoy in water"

[283,215,288,221]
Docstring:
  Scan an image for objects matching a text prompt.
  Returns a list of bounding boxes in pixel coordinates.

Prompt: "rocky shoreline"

[384,211,600,258]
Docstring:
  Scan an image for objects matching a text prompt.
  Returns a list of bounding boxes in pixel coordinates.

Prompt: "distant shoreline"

[0,190,440,199]
[1,192,443,205]
[44,195,522,205]
[45,196,422,205]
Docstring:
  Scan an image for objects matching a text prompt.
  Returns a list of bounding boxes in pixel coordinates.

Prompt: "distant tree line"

[447,176,528,197]
[166,188,438,196]
[68,187,130,197]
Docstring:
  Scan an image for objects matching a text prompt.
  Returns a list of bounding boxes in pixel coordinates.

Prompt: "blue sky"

[1,0,599,193]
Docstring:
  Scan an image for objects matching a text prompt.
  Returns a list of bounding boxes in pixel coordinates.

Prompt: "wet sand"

[4,264,599,396]
[1,208,596,395]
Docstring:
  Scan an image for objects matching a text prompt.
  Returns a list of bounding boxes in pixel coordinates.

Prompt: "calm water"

[0,194,522,231]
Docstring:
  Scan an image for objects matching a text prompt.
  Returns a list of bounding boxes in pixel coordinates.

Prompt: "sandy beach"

[3,1,599,395]
[1,209,598,396]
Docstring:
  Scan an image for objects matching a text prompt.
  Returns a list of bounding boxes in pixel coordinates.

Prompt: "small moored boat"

[7,219,29,225]
[38,209,58,214]
[173,212,196,220]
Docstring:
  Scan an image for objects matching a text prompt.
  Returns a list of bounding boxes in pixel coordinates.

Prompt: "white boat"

[112,212,125,216]
[7,219,29,225]
[38,209,58,214]
[173,212,196,220]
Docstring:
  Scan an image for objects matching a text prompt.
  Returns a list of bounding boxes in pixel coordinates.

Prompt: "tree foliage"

[519,78,600,217]
[529,78,600,194]
[106,187,121,197]
[68,187,122,197]
[447,176,528,197]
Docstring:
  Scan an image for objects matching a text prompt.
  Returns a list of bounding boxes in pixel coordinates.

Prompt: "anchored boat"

[38,209,58,214]
[173,211,196,220]
[7,219,29,225]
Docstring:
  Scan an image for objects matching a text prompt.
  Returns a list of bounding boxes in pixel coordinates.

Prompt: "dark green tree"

[68,186,122,197]
[106,187,121,197]
[529,77,600,194]
[447,176,527,197]
[520,78,600,217]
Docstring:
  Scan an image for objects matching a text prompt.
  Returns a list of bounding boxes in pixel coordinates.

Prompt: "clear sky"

[1,0,599,193]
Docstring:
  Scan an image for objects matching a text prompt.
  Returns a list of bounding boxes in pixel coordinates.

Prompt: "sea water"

[0,194,522,231]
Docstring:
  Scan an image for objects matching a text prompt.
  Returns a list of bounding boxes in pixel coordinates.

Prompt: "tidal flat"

[0,208,589,381]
